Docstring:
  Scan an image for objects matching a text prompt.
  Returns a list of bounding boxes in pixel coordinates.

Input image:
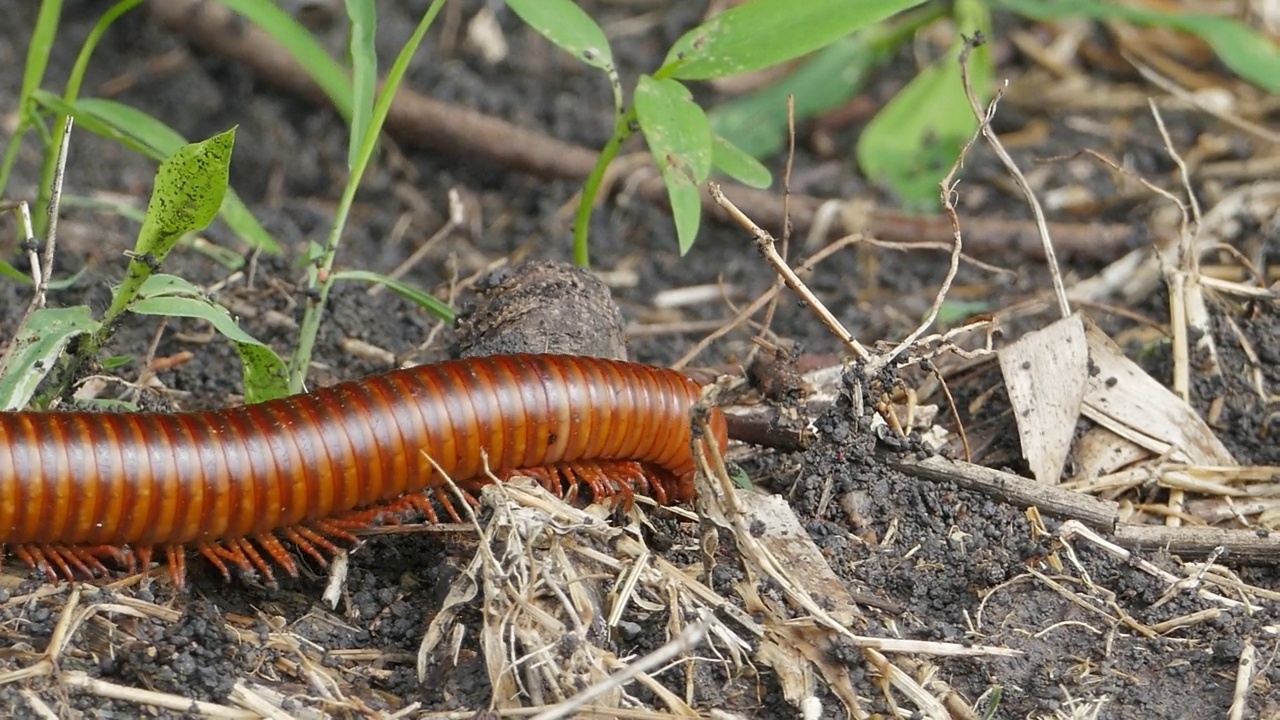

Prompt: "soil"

[1,2,1278,719]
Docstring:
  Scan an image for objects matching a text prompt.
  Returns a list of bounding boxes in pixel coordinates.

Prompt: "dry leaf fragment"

[998,312,1089,483]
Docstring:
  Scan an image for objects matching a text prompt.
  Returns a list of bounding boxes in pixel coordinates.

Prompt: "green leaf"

[352,2,444,182]
[994,0,1280,92]
[101,355,133,370]
[130,294,290,403]
[104,128,237,324]
[75,97,186,149]
[936,299,992,326]
[212,0,354,118]
[0,256,86,289]
[0,305,98,411]
[0,261,27,283]
[711,133,772,189]
[664,0,925,80]
[288,0,447,393]
[345,0,377,171]
[231,342,291,404]
[708,33,886,159]
[33,93,281,254]
[505,0,614,72]
[19,0,62,112]
[137,273,209,298]
[136,128,236,266]
[856,1,992,209]
[331,269,457,322]
[635,76,713,255]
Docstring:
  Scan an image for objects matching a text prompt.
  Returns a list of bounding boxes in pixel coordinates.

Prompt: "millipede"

[0,354,728,589]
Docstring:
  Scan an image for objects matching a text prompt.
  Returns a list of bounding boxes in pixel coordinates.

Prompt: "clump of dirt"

[455,259,627,359]
[102,600,240,702]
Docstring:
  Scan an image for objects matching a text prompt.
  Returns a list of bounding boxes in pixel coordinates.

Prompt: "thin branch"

[959,36,1069,318]
[709,183,870,363]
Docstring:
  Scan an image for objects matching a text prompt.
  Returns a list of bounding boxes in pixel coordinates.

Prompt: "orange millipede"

[0,354,728,589]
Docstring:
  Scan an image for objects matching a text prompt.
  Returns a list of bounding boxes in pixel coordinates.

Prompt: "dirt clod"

[454,260,628,360]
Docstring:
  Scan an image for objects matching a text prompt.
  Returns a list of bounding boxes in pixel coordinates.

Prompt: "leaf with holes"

[635,76,712,255]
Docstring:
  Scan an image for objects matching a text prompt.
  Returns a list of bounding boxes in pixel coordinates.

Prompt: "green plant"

[505,0,928,265]
[0,128,294,410]
[1,1,457,409]
[707,0,1278,209]
[995,0,1279,93]
[286,0,452,392]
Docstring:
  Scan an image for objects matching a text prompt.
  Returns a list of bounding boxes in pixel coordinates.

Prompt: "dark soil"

[1,2,1277,718]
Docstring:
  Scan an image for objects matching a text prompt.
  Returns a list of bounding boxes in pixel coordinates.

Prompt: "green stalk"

[571,106,637,268]
[288,0,446,392]
[0,0,63,199]
[32,0,145,235]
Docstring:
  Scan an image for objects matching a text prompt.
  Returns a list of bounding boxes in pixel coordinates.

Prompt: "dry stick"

[145,0,1140,263]
[893,454,1120,531]
[1129,59,1280,147]
[709,183,871,363]
[1227,641,1258,720]
[959,38,1070,319]
[1147,100,1216,530]
[873,59,984,373]
[1111,523,1280,565]
[753,94,799,359]
[673,232,863,369]
[368,187,466,296]
[527,621,709,720]
[35,117,72,311]
[61,671,258,719]
[1,118,73,374]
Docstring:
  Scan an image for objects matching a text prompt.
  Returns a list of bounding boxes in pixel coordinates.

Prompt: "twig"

[527,621,708,720]
[958,35,1069,318]
[873,44,986,373]
[36,117,72,310]
[673,232,863,369]
[892,454,1120,531]
[1128,59,1280,146]
[61,671,258,718]
[0,118,73,377]
[709,183,870,363]
[1227,640,1257,720]
[1111,525,1280,565]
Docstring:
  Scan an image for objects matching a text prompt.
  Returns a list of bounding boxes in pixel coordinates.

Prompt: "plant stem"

[287,0,445,392]
[0,125,27,197]
[33,0,145,235]
[572,106,636,267]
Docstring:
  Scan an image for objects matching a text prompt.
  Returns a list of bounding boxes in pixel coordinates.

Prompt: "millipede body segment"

[0,354,728,588]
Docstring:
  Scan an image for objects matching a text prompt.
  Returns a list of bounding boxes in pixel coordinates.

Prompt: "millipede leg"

[281,526,334,567]
[66,544,130,578]
[136,546,154,578]
[196,542,234,582]
[164,546,187,592]
[252,533,299,578]
[311,519,361,546]
[14,545,60,584]
[229,538,276,585]
[46,545,96,580]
